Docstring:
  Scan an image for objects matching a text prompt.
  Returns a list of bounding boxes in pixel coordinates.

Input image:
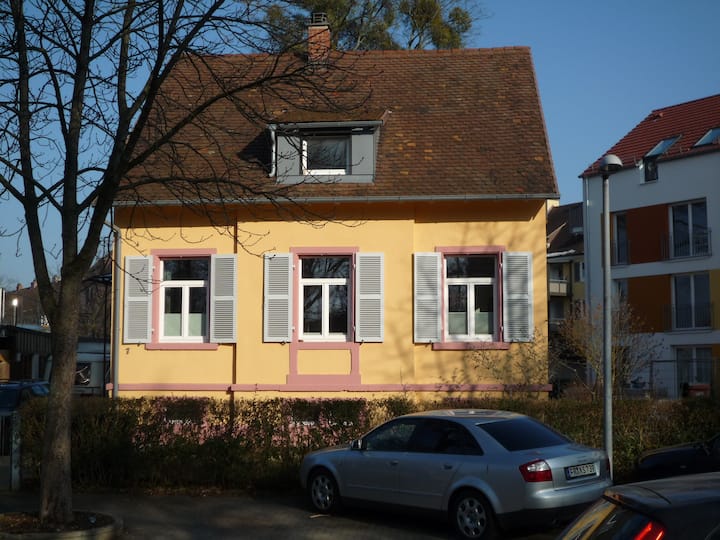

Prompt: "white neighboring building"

[581,94,720,399]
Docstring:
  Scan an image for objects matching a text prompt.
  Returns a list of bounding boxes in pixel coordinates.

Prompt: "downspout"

[106,216,122,399]
[268,124,276,177]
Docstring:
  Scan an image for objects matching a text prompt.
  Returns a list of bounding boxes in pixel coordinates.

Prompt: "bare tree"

[468,328,549,399]
[0,0,367,525]
[552,301,664,400]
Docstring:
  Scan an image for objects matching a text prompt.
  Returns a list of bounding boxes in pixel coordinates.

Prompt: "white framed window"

[445,255,496,341]
[670,200,709,258]
[123,254,236,345]
[302,135,349,175]
[263,252,384,343]
[160,258,209,342]
[414,251,533,344]
[673,273,711,330]
[299,256,351,341]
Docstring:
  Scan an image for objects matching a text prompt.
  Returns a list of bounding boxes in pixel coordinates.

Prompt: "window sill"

[146,342,219,350]
[432,341,510,351]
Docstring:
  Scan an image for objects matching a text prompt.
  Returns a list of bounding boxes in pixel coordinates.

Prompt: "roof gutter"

[114,192,560,208]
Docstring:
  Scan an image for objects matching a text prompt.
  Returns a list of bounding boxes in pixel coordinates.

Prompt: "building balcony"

[548,279,568,296]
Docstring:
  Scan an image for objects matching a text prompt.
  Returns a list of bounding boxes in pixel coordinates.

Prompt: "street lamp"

[599,153,622,478]
[11,297,18,326]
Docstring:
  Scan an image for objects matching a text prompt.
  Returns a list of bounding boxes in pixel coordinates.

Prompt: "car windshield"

[477,417,570,451]
[0,388,20,409]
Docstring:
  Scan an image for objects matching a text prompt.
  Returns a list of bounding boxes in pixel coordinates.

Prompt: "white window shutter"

[503,252,533,342]
[355,253,384,342]
[414,252,442,343]
[123,256,152,343]
[210,254,237,343]
[263,253,293,342]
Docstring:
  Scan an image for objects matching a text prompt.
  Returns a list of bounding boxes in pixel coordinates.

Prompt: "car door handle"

[389,460,399,466]
[443,464,454,470]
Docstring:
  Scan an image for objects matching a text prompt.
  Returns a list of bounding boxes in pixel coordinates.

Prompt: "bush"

[18,395,720,490]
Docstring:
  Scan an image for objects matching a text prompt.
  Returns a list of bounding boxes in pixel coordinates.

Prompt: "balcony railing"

[665,302,713,331]
[663,229,712,259]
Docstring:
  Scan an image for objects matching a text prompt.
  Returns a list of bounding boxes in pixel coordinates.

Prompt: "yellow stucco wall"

[114,199,549,398]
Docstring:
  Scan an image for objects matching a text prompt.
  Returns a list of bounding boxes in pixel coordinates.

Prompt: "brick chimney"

[307,12,330,65]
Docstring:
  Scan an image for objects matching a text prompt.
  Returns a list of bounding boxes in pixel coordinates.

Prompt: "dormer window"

[694,127,720,147]
[271,119,382,184]
[643,135,680,182]
[303,133,349,175]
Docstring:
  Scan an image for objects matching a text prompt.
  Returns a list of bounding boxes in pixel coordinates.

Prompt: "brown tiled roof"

[581,93,720,178]
[119,47,558,205]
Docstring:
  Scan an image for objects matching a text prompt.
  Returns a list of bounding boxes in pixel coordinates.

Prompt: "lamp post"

[599,153,622,478]
[11,297,18,326]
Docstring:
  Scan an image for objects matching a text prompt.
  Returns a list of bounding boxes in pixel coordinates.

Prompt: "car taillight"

[519,459,553,482]
[634,520,665,540]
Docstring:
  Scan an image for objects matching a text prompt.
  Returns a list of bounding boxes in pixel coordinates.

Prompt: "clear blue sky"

[1,0,719,285]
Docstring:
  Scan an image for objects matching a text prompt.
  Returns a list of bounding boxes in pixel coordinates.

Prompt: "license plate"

[566,463,596,479]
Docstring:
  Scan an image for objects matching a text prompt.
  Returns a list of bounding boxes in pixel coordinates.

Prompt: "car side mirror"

[351,438,365,451]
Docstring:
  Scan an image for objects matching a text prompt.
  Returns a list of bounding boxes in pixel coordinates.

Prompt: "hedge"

[17,395,720,490]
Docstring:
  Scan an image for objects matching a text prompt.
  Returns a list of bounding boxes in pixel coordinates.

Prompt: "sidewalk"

[0,490,452,539]
[0,490,559,539]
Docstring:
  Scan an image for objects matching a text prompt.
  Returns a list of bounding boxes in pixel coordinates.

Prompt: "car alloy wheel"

[451,490,496,539]
[308,469,340,513]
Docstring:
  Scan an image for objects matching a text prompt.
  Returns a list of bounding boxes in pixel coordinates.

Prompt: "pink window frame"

[287,247,361,385]
[145,248,219,351]
[432,246,509,351]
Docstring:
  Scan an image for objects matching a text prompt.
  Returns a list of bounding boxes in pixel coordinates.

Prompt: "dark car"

[0,380,50,415]
[557,472,720,540]
[635,433,720,480]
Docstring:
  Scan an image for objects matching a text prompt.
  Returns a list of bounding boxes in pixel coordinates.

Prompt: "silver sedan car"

[299,409,611,539]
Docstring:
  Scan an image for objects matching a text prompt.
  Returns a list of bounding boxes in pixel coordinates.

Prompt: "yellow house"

[112,19,559,400]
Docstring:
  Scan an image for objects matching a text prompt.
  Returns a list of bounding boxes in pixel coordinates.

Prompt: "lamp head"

[599,154,623,177]
[11,298,18,307]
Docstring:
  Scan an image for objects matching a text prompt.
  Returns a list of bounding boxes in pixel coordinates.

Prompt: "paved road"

[0,489,560,539]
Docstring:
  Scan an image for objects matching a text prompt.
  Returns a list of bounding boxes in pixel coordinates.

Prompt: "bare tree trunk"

[39,277,81,524]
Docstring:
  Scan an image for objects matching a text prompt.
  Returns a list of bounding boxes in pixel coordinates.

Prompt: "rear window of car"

[477,417,569,451]
[559,498,661,540]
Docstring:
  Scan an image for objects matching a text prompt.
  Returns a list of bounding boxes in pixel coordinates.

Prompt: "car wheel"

[308,468,341,513]
[450,489,497,539]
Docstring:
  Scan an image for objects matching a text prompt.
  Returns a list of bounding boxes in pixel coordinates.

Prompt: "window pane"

[307,137,347,170]
[448,284,467,334]
[615,214,628,263]
[692,202,708,255]
[672,205,690,257]
[188,287,207,337]
[164,287,182,336]
[694,274,711,327]
[674,276,691,328]
[302,257,350,279]
[365,419,419,452]
[163,259,209,281]
[447,256,494,278]
[328,285,348,333]
[303,285,322,333]
[474,284,494,335]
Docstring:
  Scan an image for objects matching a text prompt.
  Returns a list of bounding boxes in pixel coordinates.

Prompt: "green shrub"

[17,395,720,490]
